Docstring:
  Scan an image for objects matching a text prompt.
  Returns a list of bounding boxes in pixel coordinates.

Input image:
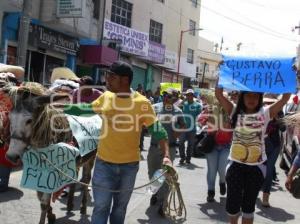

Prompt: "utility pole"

[200,62,207,88]
[296,21,300,70]
[16,0,31,74]
[98,0,106,45]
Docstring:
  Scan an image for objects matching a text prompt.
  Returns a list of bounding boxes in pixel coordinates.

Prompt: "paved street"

[0,137,300,224]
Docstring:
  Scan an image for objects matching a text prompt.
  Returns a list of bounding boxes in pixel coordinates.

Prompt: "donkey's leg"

[80,157,95,214]
[47,205,56,224]
[67,184,76,212]
[37,192,54,224]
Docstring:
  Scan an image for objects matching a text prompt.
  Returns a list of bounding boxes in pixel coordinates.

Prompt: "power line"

[214,0,296,40]
[201,5,298,43]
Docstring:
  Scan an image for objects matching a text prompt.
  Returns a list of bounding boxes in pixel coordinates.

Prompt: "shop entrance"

[28,51,44,83]
[27,51,65,86]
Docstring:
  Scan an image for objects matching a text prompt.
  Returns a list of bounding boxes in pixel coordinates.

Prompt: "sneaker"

[150,194,157,206]
[220,183,226,195]
[186,160,191,164]
[207,190,215,202]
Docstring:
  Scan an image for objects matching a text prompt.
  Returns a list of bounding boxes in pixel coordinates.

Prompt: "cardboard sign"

[21,143,79,193]
[67,115,101,156]
[219,56,296,93]
[160,83,182,95]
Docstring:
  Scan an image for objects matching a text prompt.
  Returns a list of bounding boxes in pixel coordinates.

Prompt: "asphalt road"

[1,137,300,224]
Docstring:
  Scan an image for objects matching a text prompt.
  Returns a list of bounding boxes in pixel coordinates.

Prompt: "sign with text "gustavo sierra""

[103,19,149,57]
[21,143,79,193]
[67,115,102,156]
[219,56,296,93]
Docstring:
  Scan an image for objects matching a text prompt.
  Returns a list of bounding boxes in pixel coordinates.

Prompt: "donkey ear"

[33,94,70,106]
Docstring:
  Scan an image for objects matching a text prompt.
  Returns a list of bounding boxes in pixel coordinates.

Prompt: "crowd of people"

[0,61,300,224]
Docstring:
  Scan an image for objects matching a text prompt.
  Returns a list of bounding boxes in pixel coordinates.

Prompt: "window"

[111,0,133,27]
[149,20,163,43]
[92,0,100,19]
[187,48,194,64]
[191,0,198,7]
[189,20,196,35]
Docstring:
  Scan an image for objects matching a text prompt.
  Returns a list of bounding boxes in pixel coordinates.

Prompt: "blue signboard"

[219,56,296,93]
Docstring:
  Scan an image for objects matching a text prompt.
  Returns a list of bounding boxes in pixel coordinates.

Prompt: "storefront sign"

[103,19,149,57]
[141,41,165,64]
[163,50,177,70]
[56,0,85,18]
[28,24,79,56]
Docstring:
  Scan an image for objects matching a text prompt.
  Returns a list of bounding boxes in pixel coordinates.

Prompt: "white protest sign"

[67,115,101,156]
[21,143,79,193]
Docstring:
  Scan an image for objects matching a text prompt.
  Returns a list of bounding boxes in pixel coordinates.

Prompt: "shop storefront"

[27,24,79,85]
[1,12,79,85]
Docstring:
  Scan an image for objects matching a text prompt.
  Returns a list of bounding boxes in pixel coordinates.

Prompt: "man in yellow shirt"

[64,61,171,224]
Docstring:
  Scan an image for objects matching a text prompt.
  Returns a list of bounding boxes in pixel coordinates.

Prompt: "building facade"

[0,0,202,90]
[195,36,222,89]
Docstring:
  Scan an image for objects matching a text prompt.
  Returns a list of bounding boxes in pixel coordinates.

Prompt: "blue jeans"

[91,159,139,224]
[179,130,196,161]
[262,137,280,193]
[206,144,230,191]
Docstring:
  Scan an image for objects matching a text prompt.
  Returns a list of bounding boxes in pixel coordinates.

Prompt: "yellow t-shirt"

[91,91,156,163]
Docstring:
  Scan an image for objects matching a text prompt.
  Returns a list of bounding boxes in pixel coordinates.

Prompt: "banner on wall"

[103,19,149,57]
[219,56,297,93]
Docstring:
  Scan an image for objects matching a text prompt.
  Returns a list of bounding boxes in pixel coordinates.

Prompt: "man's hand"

[162,156,172,166]
[285,175,293,192]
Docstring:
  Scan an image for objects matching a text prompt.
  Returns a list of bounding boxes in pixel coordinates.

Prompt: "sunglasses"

[163,94,173,99]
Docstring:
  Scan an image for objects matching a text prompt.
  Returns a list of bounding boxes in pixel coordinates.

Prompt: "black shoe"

[158,204,165,217]
[179,159,185,165]
[150,194,157,206]
[186,160,191,164]
[220,183,226,195]
[207,190,215,202]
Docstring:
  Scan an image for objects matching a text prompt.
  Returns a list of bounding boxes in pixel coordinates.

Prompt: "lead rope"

[41,154,166,192]
[164,165,187,220]
[41,155,186,220]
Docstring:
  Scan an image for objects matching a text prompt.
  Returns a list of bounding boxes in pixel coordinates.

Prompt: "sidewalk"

[0,137,300,223]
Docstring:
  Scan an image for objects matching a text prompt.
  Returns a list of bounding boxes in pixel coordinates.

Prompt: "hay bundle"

[31,105,72,148]
[284,112,300,127]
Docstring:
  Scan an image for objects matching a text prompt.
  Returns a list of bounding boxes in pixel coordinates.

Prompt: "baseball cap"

[108,61,133,77]
[185,89,194,95]
[162,88,174,96]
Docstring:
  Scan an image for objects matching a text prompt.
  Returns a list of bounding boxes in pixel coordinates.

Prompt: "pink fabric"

[72,89,102,103]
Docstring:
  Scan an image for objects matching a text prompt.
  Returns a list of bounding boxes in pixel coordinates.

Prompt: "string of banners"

[218,56,297,94]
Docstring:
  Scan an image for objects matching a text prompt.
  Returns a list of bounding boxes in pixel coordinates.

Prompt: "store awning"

[80,45,118,66]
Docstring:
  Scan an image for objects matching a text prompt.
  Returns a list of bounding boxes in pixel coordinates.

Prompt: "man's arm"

[147,121,171,164]
[63,103,95,116]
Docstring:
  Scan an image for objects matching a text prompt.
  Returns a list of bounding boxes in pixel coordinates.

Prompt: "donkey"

[5,88,99,224]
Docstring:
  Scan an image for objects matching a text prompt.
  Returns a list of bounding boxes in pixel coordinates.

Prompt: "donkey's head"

[6,90,69,164]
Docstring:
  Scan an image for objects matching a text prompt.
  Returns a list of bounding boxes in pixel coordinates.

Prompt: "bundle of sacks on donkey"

[0,63,24,192]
